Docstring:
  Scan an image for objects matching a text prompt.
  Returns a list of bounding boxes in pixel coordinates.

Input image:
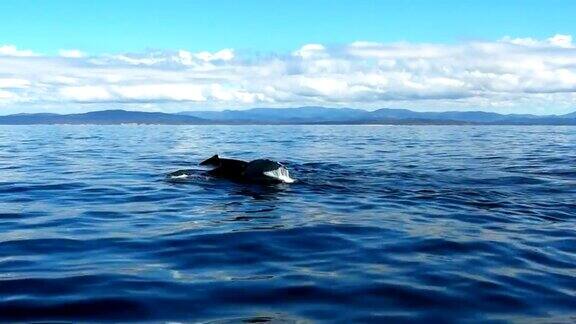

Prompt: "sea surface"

[0,125,575,323]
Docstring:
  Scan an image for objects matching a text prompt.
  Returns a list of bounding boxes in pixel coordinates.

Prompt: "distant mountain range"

[1,107,576,125]
[0,110,207,125]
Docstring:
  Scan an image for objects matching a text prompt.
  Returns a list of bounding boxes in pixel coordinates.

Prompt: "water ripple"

[0,125,575,322]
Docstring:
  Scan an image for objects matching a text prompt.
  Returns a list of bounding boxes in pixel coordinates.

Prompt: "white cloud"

[106,48,235,67]
[42,76,79,85]
[0,45,37,57]
[0,78,30,89]
[1,35,576,114]
[59,86,112,102]
[501,37,540,47]
[0,90,15,100]
[548,34,573,48]
[58,49,86,58]
[501,34,574,49]
[192,48,234,61]
[293,44,328,59]
[112,84,206,101]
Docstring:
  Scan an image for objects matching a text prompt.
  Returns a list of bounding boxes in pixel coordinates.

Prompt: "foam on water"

[264,167,295,183]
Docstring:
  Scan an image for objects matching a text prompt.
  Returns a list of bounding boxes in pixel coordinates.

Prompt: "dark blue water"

[0,125,575,322]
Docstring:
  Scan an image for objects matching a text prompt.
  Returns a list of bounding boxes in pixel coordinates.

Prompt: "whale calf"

[199,155,295,184]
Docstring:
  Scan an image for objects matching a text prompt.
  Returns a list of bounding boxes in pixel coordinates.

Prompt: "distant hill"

[179,106,576,125]
[178,106,370,122]
[1,107,575,125]
[367,109,540,123]
[0,110,207,125]
[559,111,576,119]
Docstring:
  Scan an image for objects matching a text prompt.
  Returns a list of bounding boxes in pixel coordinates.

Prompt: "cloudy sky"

[1,0,575,115]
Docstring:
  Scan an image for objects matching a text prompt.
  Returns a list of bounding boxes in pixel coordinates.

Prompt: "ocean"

[0,125,575,322]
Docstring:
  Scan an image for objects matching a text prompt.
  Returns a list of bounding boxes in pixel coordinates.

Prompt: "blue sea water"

[0,125,575,323]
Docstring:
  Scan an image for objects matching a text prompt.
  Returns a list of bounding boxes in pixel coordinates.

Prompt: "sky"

[0,0,575,115]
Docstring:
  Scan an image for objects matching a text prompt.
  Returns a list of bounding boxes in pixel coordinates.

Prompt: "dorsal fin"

[200,154,220,166]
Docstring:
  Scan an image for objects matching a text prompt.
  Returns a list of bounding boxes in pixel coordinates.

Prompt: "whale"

[199,155,295,184]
